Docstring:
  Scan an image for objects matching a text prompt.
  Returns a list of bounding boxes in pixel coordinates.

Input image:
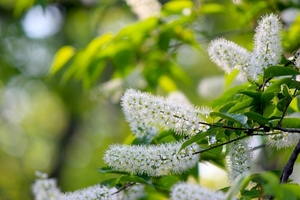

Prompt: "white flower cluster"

[104,141,200,176]
[208,14,283,80]
[125,0,161,20]
[121,89,210,138]
[170,182,226,200]
[32,172,118,200]
[226,139,253,182]
[268,130,300,149]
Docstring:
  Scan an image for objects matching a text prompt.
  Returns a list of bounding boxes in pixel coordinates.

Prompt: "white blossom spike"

[207,38,251,80]
[208,14,283,81]
[103,141,200,176]
[170,182,226,200]
[268,130,300,149]
[226,139,253,182]
[32,175,61,200]
[32,172,120,200]
[121,89,210,138]
[250,14,283,79]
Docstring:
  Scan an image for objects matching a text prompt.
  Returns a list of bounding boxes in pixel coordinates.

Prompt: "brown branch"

[280,139,300,183]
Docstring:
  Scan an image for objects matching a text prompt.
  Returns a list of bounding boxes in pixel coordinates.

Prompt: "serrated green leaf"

[244,112,269,125]
[210,112,248,127]
[264,66,300,79]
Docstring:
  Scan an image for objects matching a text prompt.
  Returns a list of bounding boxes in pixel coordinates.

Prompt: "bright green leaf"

[244,112,269,125]
[210,112,248,127]
[264,66,300,79]
[49,46,75,75]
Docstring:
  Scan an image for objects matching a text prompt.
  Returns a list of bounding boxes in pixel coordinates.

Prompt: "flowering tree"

[33,1,300,200]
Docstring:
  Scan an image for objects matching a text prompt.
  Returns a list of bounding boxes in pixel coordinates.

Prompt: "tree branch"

[280,138,300,183]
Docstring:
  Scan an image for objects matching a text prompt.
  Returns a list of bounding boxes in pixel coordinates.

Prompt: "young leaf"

[210,112,248,127]
[264,66,300,79]
[227,99,258,113]
[244,112,269,125]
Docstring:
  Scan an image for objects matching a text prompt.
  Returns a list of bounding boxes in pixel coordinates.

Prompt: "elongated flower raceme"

[268,130,300,149]
[226,139,253,182]
[208,38,251,80]
[32,171,119,200]
[170,182,226,200]
[104,141,200,176]
[208,14,283,80]
[250,14,283,79]
[121,89,210,138]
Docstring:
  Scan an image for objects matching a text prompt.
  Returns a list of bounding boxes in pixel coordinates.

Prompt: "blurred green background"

[1,0,300,199]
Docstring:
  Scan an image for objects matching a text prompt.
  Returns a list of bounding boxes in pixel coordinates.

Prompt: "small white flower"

[226,139,253,182]
[170,182,226,200]
[103,141,200,176]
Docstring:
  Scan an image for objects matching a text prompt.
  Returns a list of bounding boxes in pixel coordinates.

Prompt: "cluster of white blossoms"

[208,14,283,80]
[121,89,210,138]
[226,139,253,182]
[125,0,161,20]
[268,130,300,149]
[32,171,119,200]
[170,182,226,200]
[104,141,200,176]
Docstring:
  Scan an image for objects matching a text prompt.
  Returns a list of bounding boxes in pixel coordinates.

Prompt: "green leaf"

[261,92,276,107]
[152,176,181,191]
[239,90,261,100]
[264,66,300,79]
[199,3,225,14]
[210,112,248,127]
[227,99,258,113]
[98,167,129,175]
[281,118,300,128]
[277,98,289,112]
[225,172,252,200]
[212,84,248,108]
[162,1,193,15]
[179,129,215,151]
[219,101,240,113]
[119,175,150,185]
[281,84,292,98]
[49,46,75,75]
[244,112,269,125]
